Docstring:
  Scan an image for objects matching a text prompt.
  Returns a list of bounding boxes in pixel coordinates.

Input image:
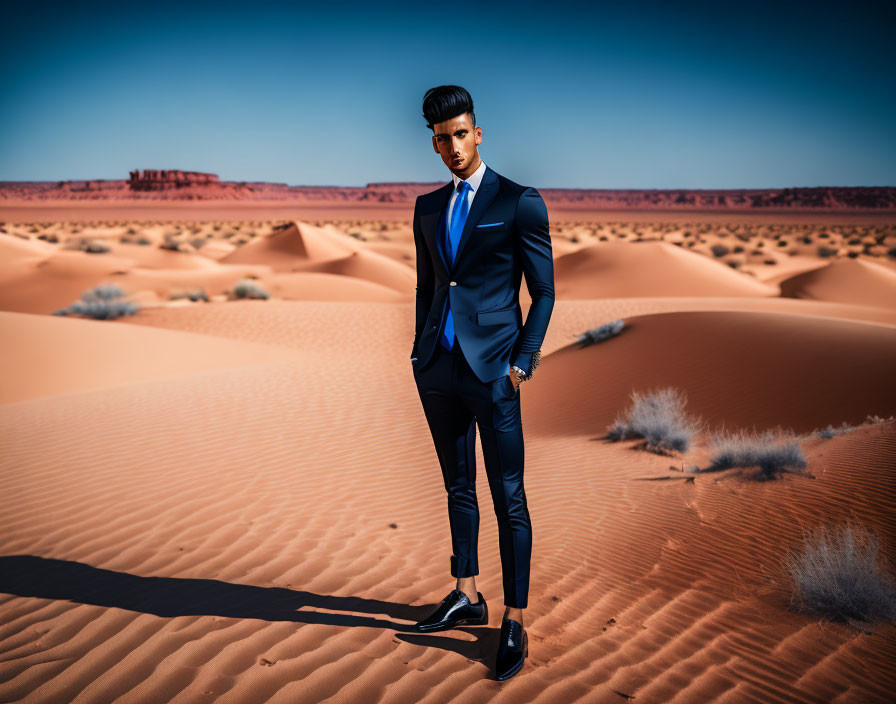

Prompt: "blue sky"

[1,0,894,188]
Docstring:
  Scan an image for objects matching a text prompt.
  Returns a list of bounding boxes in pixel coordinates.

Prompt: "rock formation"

[128,170,219,191]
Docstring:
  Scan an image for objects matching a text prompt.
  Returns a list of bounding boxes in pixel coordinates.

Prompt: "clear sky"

[2,0,894,188]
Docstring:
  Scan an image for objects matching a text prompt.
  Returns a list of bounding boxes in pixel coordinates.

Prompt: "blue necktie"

[440,180,471,350]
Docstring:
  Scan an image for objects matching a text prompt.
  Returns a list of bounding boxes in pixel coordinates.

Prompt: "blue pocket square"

[475,221,504,229]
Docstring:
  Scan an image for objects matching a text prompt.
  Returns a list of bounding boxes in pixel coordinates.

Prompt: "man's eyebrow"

[435,129,469,137]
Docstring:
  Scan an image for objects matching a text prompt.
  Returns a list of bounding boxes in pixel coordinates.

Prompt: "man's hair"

[422,85,476,131]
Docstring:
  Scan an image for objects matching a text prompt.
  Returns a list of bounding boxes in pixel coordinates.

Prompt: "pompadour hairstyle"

[422,85,476,131]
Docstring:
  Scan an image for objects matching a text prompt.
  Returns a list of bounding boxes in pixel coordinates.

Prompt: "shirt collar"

[452,159,486,194]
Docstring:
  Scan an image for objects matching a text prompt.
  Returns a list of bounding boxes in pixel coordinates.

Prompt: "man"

[409,85,554,681]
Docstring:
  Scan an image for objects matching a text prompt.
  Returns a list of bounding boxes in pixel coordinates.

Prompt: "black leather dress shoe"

[412,588,488,632]
[495,617,528,680]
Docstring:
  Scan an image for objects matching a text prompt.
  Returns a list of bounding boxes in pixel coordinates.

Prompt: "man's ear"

[432,135,440,153]
[474,127,482,145]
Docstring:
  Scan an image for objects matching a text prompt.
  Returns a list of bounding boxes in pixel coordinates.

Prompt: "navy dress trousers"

[410,163,555,609]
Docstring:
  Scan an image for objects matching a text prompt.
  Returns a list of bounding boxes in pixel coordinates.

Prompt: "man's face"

[431,113,482,177]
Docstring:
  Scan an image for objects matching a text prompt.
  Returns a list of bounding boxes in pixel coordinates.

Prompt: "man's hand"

[509,369,521,390]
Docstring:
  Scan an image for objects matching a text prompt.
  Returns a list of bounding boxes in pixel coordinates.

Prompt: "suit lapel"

[419,164,500,276]
[420,183,453,276]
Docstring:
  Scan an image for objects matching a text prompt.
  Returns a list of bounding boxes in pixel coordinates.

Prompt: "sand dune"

[554,241,779,299]
[218,220,414,293]
[220,221,360,268]
[2,209,896,703]
[525,308,896,437]
[547,235,584,259]
[1,298,894,703]
[779,257,896,309]
[358,240,415,269]
[0,248,270,315]
[0,232,57,271]
[269,272,407,302]
[0,220,417,315]
[297,250,415,294]
[0,309,298,404]
[0,250,145,315]
[101,244,224,271]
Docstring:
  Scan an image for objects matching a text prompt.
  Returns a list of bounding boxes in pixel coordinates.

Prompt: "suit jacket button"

[450,281,457,286]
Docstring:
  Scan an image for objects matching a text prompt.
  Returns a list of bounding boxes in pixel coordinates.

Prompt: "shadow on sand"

[0,554,499,664]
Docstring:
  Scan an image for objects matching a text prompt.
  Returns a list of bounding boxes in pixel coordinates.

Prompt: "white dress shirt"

[447,159,487,224]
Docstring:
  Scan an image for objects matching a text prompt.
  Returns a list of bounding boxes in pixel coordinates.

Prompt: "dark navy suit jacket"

[410,164,555,384]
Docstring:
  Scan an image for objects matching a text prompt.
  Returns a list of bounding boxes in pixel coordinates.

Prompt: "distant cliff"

[128,169,219,190]
[1,173,894,210]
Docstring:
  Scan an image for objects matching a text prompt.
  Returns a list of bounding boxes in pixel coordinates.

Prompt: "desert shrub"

[160,234,184,251]
[82,284,127,301]
[810,415,894,439]
[864,414,895,424]
[62,237,110,253]
[812,421,856,438]
[55,300,139,319]
[121,234,152,246]
[818,245,838,258]
[169,289,209,302]
[577,319,624,347]
[53,284,138,319]
[232,279,269,300]
[785,522,896,625]
[606,387,701,454]
[701,427,806,480]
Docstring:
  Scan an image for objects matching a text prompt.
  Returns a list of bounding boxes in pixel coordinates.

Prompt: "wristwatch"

[511,349,542,382]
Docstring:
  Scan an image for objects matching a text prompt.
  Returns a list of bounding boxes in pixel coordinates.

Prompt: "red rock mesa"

[128,169,220,191]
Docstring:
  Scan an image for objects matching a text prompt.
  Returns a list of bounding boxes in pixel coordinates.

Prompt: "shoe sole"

[413,601,489,632]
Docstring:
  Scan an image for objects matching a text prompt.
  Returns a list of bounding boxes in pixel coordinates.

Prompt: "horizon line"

[1,178,895,191]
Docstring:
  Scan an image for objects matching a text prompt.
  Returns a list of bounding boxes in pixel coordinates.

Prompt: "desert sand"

[1,201,895,703]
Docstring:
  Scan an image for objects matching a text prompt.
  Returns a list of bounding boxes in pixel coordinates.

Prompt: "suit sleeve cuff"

[511,353,533,376]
